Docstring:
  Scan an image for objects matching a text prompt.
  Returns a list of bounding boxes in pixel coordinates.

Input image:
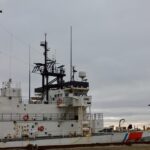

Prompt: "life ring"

[38,126,44,132]
[23,114,29,121]
[57,98,62,105]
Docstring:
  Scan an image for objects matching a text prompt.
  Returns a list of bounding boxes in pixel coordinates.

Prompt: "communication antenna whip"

[29,45,31,103]
[9,33,13,80]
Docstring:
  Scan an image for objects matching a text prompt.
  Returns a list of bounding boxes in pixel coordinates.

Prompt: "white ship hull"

[0,131,150,149]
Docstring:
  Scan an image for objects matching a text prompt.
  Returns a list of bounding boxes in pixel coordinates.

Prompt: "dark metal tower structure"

[32,34,66,103]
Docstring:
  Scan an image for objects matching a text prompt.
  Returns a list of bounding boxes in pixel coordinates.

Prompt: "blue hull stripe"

[122,133,128,143]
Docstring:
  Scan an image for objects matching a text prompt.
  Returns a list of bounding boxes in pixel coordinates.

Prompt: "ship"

[0,35,150,149]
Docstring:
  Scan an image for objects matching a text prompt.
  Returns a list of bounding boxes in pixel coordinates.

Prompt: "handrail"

[0,113,76,121]
[0,113,103,122]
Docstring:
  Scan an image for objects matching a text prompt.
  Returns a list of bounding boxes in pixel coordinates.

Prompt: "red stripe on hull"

[127,132,143,142]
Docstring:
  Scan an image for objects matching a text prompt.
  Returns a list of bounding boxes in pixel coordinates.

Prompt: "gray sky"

[0,0,150,127]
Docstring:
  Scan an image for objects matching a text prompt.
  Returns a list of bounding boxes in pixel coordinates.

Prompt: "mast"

[9,33,13,80]
[70,26,77,81]
[43,34,49,102]
[29,45,31,103]
[70,26,73,81]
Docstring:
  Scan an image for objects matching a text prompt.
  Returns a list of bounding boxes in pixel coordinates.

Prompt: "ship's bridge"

[55,81,91,108]
[34,80,90,106]
[64,81,89,97]
[64,81,89,89]
[35,81,89,93]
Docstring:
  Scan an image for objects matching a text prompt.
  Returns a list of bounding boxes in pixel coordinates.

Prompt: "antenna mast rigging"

[32,34,66,103]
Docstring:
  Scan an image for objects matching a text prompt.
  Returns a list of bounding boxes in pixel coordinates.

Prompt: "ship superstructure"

[0,36,103,146]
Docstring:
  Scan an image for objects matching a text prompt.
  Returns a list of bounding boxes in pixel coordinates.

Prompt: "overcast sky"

[0,0,150,127]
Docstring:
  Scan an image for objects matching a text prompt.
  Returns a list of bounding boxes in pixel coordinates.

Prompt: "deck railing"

[0,113,103,122]
[0,113,75,121]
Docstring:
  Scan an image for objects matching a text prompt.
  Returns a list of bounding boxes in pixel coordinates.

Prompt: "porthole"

[8,96,12,100]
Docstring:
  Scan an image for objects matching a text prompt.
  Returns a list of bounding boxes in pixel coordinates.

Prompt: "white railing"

[0,113,76,121]
[86,113,103,120]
